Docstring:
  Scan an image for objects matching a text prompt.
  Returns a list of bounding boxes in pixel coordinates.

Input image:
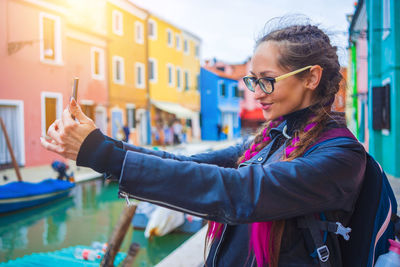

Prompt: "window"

[112,10,123,36]
[239,89,245,99]
[196,74,200,91]
[176,67,182,90]
[135,21,144,44]
[41,92,62,137]
[220,82,226,97]
[176,34,181,50]
[81,102,95,120]
[135,62,145,89]
[113,56,125,84]
[39,13,62,64]
[167,64,174,86]
[126,105,136,129]
[184,71,189,91]
[148,19,157,39]
[195,44,199,58]
[184,39,189,54]
[167,29,173,47]
[91,47,104,80]
[233,85,239,97]
[148,58,157,83]
[383,0,390,39]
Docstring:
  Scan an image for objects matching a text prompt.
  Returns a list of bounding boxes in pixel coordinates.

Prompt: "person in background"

[123,124,130,143]
[41,17,366,266]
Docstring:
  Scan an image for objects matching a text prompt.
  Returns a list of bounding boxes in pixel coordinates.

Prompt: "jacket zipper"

[118,190,209,218]
[212,224,227,267]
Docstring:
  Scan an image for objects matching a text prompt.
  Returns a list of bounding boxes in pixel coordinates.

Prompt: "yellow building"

[106,0,149,145]
[147,14,201,144]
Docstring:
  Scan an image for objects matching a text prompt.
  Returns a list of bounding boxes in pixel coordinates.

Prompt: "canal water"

[0,178,192,266]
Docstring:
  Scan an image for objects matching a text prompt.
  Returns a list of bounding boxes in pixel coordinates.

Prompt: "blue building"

[200,67,241,141]
[349,0,400,177]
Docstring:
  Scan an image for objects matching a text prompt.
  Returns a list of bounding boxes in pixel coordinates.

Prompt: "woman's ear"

[304,65,323,91]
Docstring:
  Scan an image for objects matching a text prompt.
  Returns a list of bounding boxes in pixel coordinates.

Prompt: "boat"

[0,178,75,214]
[0,245,126,267]
[132,202,204,236]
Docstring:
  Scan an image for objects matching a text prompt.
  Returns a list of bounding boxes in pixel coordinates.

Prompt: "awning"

[218,105,240,113]
[152,100,197,119]
[240,108,265,121]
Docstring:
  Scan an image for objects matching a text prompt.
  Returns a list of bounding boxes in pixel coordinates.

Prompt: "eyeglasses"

[243,65,313,94]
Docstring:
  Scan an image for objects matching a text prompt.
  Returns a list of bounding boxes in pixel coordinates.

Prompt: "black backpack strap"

[298,220,352,241]
[298,216,331,267]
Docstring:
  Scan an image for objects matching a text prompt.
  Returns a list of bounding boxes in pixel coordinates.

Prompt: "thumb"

[69,98,90,123]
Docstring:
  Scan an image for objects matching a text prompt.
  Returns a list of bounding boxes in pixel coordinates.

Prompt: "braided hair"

[206,20,343,267]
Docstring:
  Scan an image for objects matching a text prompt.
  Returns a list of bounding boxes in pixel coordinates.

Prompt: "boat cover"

[0,179,75,199]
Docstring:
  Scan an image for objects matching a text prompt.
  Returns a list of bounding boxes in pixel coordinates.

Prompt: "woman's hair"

[206,16,343,267]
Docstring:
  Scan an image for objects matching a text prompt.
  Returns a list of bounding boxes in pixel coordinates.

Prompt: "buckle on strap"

[335,222,351,241]
[316,245,330,262]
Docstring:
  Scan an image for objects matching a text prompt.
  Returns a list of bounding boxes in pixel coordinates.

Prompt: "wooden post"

[0,117,22,182]
[121,242,140,267]
[100,204,137,267]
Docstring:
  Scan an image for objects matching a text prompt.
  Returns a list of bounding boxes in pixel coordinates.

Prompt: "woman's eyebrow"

[249,70,276,77]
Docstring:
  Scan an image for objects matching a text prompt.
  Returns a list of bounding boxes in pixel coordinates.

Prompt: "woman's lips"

[259,103,273,110]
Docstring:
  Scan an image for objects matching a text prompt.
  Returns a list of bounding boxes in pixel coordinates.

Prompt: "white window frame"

[148,58,158,83]
[183,39,189,54]
[167,28,173,47]
[382,0,390,40]
[41,92,62,137]
[175,33,181,50]
[112,10,123,36]
[184,70,190,91]
[176,67,182,91]
[218,80,226,97]
[0,99,25,165]
[134,21,144,44]
[90,47,105,80]
[113,56,125,85]
[148,19,157,40]
[39,12,63,65]
[167,63,174,87]
[135,62,145,89]
[126,103,136,129]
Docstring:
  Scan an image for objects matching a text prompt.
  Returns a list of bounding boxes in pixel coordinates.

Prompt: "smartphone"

[71,77,79,119]
[72,77,79,101]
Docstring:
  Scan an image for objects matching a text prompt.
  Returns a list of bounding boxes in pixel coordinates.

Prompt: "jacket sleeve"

[121,141,247,168]
[118,137,366,224]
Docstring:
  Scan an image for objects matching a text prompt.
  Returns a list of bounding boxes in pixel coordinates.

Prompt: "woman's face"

[249,41,315,121]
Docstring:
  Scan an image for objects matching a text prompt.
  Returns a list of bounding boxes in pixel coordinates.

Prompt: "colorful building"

[200,65,241,141]
[147,14,201,145]
[106,0,149,145]
[348,0,400,177]
[0,0,70,167]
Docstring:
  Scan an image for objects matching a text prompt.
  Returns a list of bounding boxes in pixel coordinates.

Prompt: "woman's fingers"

[68,98,91,124]
[47,119,63,145]
[40,137,64,154]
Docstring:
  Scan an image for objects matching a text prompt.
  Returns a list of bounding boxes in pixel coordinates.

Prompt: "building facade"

[348,0,400,177]
[200,67,241,141]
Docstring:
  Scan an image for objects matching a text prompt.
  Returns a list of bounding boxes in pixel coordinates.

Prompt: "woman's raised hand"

[40,98,97,160]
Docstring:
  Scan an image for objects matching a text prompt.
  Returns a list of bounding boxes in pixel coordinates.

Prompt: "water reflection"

[0,179,191,265]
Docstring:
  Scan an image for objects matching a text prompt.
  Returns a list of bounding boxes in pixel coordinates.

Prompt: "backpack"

[299,127,400,267]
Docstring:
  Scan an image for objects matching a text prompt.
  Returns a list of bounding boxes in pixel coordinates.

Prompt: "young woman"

[41,22,366,266]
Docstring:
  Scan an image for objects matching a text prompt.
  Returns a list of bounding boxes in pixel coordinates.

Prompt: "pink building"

[0,0,108,168]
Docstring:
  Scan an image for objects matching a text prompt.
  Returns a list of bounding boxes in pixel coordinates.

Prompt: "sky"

[131,0,357,66]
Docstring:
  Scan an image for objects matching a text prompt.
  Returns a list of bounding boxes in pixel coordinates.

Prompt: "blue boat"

[0,179,75,214]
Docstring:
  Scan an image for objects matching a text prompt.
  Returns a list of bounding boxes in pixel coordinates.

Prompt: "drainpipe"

[144,12,151,145]
[351,43,359,138]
